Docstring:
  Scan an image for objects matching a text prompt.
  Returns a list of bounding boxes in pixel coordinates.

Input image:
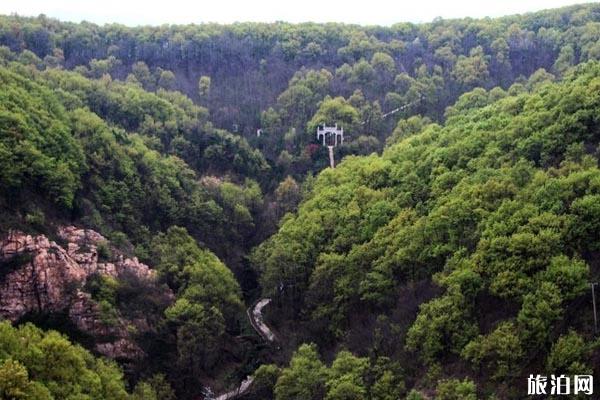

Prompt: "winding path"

[208,298,275,400]
[247,298,276,343]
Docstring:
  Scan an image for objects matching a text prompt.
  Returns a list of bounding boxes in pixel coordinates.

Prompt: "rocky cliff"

[0,226,161,359]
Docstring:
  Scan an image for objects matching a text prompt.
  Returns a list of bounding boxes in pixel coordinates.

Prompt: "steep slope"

[253,61,600,398]
[0,226,159,359]
[0,62,259,398]
[0,63,267,271]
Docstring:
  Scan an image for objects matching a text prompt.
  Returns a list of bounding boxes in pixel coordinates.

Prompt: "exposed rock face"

[58,226,153,280]
[0,226,158,359]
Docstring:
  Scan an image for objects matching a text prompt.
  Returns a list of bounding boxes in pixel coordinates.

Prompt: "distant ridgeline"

[2,3,600,172]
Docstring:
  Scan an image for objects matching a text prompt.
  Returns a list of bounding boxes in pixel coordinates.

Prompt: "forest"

[0,3,600,399]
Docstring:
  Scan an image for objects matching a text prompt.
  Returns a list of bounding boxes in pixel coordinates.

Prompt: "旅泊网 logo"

[527,374,593,396]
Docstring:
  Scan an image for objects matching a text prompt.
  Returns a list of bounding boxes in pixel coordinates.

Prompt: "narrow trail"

[207,298,275,400]
[247,298,276,342]
[213,376,254,400]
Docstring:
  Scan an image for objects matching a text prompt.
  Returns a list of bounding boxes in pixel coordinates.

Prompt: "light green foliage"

[198,75,211,98]
[349,59,376,86]
[275,344,327,400]
[387,115,432,145]
[540,255,588,300]
[0,359,41,400]
[371,370,402,400]
[0,322,135,399]
[151,226,243,326]
[3,7,600,400]
[276,175,302,214]
[371,52,395,75]
[0,68,84,208]
[444,88,505,119]
[165,298,226,371]
[517,282,563,347]
[462,322,523,379]
[131,61,153,88]
[452,46,490,88]
[257,62,600,389]
[131,382,158,400]
[152,226,242,379]
[89,56,121,79]
[274,346,406,400]
[17,50,42,67]
[277,68,333,130]
[554,45,575,74]
[406,390,426,400]
[406,291,478,363]
[527,68,555,90]
[307,96,360,136]
[435,378,477,400]
[0,60,267,268]
[546,331,592,375]
[157,69,176,90]
[325,351,369,400]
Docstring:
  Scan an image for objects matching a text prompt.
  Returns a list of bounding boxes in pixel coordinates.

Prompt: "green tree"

[131,61,153,88]
[275,344,327,400]
[435,378,477,400]
[0,322,130,399]
[165,298,226,372]
[546,331,592,375]
[251,364,281,399]
[517,282,563,347]
[307,96,360,134]
[452,46,490,88]
[198,75,211,98]
[325,351,369,400]
[0,359,34,400]
[158,69,176,90]
[276,176,302,215]
[462,321,523,379]
[371,52,395,75]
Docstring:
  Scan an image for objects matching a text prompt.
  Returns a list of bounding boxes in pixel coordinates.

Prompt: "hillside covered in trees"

[1,3,600,399]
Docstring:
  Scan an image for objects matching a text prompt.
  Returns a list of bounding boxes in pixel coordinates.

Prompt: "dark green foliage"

[0,252,33,283]
[250,364,280,399]
[151,226,244,396]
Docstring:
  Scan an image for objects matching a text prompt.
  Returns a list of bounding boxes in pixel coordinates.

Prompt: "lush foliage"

[3,4,600,178]
[254,62,600,397]
[3,4,600,399]
[0,61,265,271]
[0,321,166,399]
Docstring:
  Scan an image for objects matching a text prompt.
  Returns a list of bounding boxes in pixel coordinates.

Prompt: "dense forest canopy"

[1,3,600,400]
[253,61,600,398]
[3,3,600,174]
